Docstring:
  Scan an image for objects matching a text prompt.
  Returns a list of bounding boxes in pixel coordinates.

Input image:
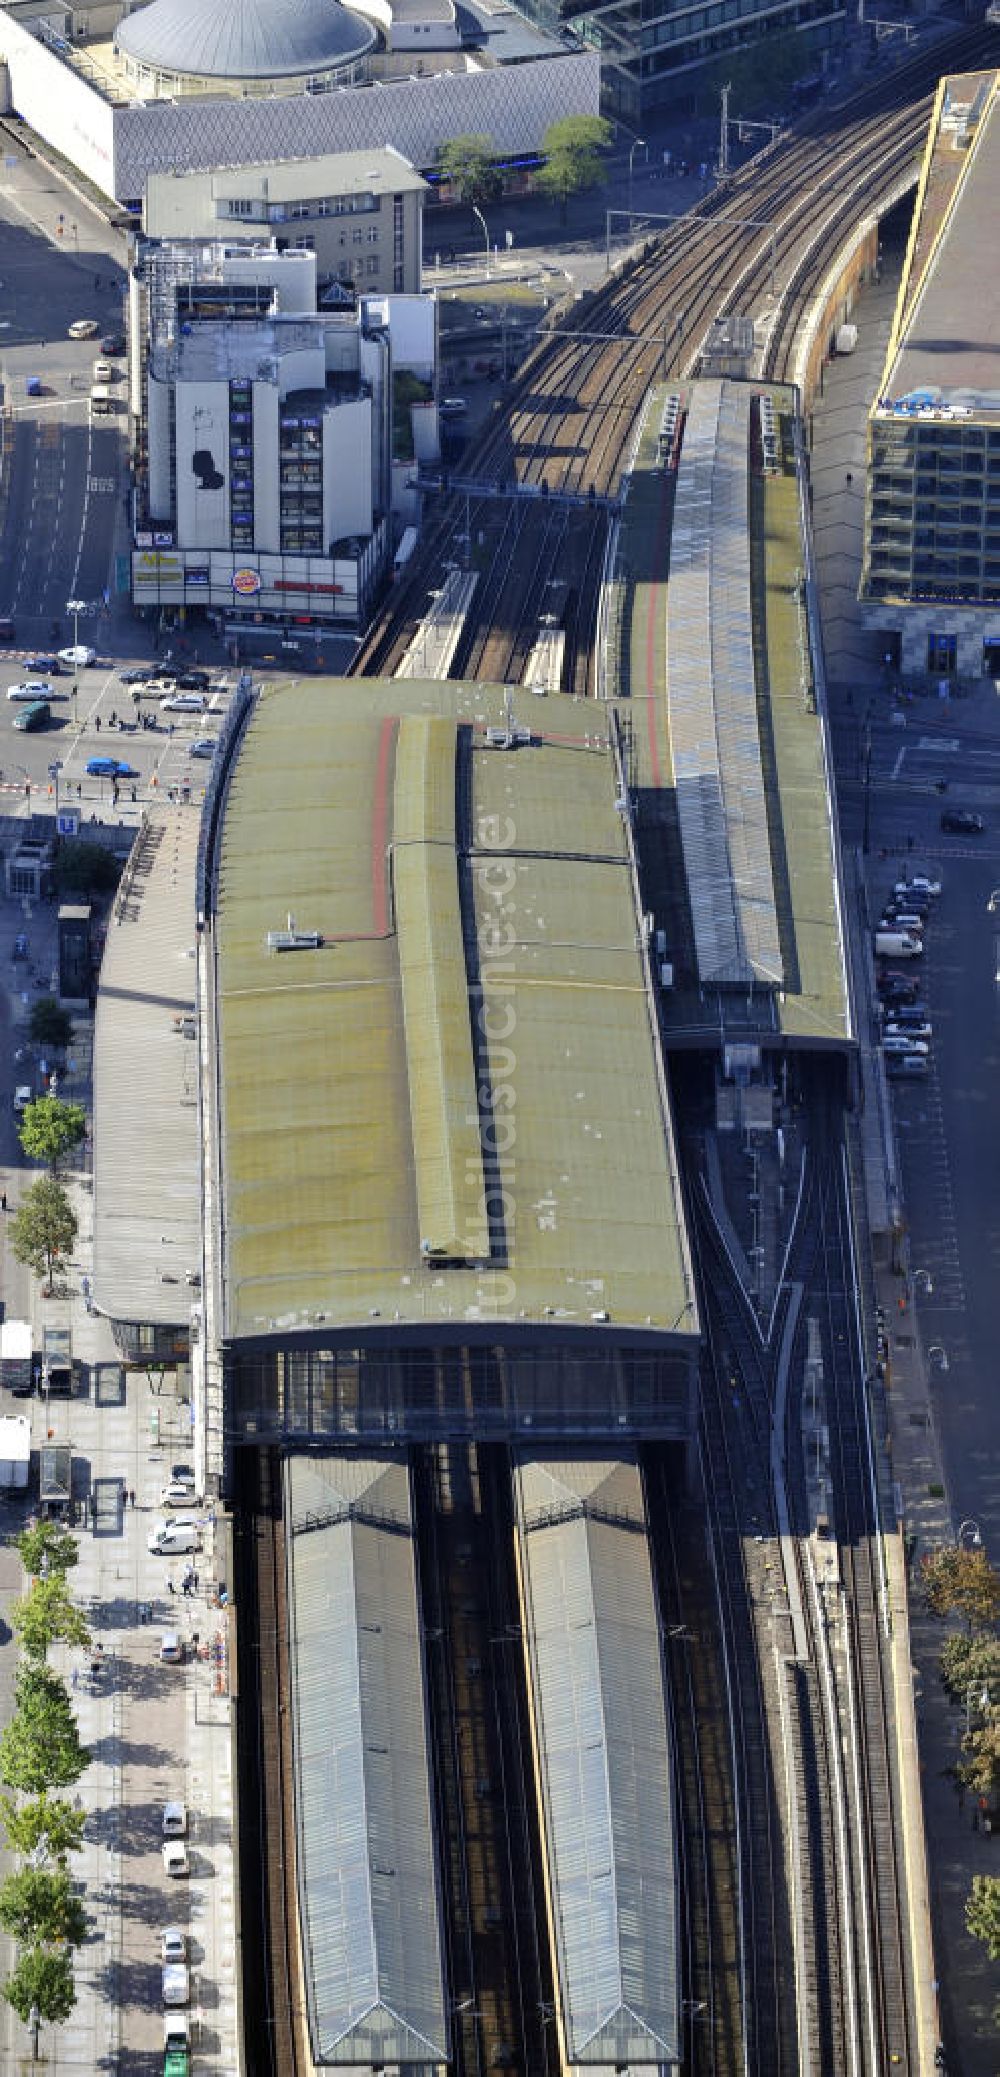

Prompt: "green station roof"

[212,679,697,1346]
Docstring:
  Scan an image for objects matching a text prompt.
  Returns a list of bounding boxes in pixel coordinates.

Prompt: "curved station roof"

[515,1455,680,2067]
[285,1453,448,2066]
[116,0,375,80]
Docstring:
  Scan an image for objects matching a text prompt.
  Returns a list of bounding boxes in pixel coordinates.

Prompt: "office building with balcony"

[860,69,1000,679]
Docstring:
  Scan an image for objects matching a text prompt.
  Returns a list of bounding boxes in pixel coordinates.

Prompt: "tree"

[921,1545,1000,1628]
[28,998,74,1054]
[17,1096,87,1175]
[0,1795,86,1865]
[966,1876,1000,1962]
[535,115,612,221]
[436,134,501,207]
[11,1579,90,1663]
[0,1667,90,1794]
[0,1868,87,1948]
[51,837,120,896]
[15,1522,79,1580]
[940,1631,1000,1706]
[1,1943,76,2027]
[958,1718,1000,1797]
[9,1178,78,1295]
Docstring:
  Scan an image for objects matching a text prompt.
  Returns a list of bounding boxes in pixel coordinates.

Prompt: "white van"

[92,359,113,383]
[874,930,922,958]
[147,1517,201,1555]
[90,384,114,415]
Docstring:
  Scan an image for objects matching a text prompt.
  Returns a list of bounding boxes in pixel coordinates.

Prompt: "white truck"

[42,1325,74,1398]
[0,1414,31,1491]
[0,1319,33,1396]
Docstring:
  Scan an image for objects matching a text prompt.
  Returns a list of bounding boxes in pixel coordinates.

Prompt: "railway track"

[353,24,994,686]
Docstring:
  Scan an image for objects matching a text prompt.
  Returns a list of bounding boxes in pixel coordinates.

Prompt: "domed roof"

[116,0,375,80]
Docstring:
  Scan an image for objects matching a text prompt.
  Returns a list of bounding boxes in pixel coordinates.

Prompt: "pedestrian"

[191,1569,198,1593]
[1,1192,6,1212]
[845,470,853,485]
[23,780,29,799]
[71,1666,78,1690]
[167,1575,175,1595]
[129,1488,136,1508]
[94,713,101,732]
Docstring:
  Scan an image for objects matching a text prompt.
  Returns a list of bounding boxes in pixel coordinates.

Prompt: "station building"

[536,0,843,122]
[860,69,1000,679]
[128,240,438,630]
[191,673,699,1467]
[0,0,598,210]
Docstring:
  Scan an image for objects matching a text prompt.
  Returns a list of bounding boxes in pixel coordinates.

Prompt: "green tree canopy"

[940,1630,1000,1706]
[8,1178,78,1295]
[0,1794,86,1866]
[15,1522,79,1580]
[27,999,75,1054]
[0,1867,87,1948]
[1,1943,76,2026]
[922,1545,1000,1628]
[51,837,120,896]
[535,115,612,219]
[11,1579,90,1663]
[966,1875,1000,1962]
[0,1667,90,1794]
[958,1718,1000,1798]
[436,133,501,206]
[17,1096,87,1174]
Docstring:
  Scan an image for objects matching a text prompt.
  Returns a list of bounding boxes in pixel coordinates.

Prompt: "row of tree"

[0,1520,92,2031]
[437,117,612,219]
[9,1091,87,1295]
[921,1545,1000,1979]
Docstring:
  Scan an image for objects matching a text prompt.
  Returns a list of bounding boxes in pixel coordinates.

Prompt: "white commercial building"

[130,241,438,632]
[144,147,427,301]
[0,0,598,208]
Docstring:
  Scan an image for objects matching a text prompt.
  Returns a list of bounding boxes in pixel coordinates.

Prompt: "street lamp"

[28,2001,40,2062]
[470,203,490,280]
[628,136,646,224]
[957,1519,982,1550]
[66,595,85,661]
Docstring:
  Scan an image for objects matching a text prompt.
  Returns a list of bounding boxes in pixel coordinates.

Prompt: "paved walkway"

[0,873,237,2073]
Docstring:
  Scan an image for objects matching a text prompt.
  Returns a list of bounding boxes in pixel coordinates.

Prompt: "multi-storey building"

[538,0,842,120]
[143,147,426,301]
[860,69,1000,679]
[129,241,437,633]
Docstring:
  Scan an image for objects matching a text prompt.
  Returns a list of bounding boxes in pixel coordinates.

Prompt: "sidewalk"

[0,883,237,2073]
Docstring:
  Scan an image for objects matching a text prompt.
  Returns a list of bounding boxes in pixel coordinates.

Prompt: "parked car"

[885,1053,929,1079]
[160,692,207,713]
[68,318,100,340]
[24,654,61,676]
[162,1802,187,1837]
[189,738,216,760]
[880,911,925,935]
[12,933,29,961]
[941,808,984,834]
[884,1019,932,1042]
[58,644,96,667]
[86,756,138,779]
[162,1927,187,1964]
[160,1480,201,1509]
[0,616,16,641]
[439,396,468,417]
[882,1033,929,1056]
[894,877,941,900]
[13,1086,32,1114]
[170,1463,196,1488]
[159,1631,185,1664]
[119,666,150,685]
[162,1963,190,2007]
[878,971,919,1002]
[163,1841,190,1878]
[8,680,52,700]
[13,701,51,732]
[100,331,126,355]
